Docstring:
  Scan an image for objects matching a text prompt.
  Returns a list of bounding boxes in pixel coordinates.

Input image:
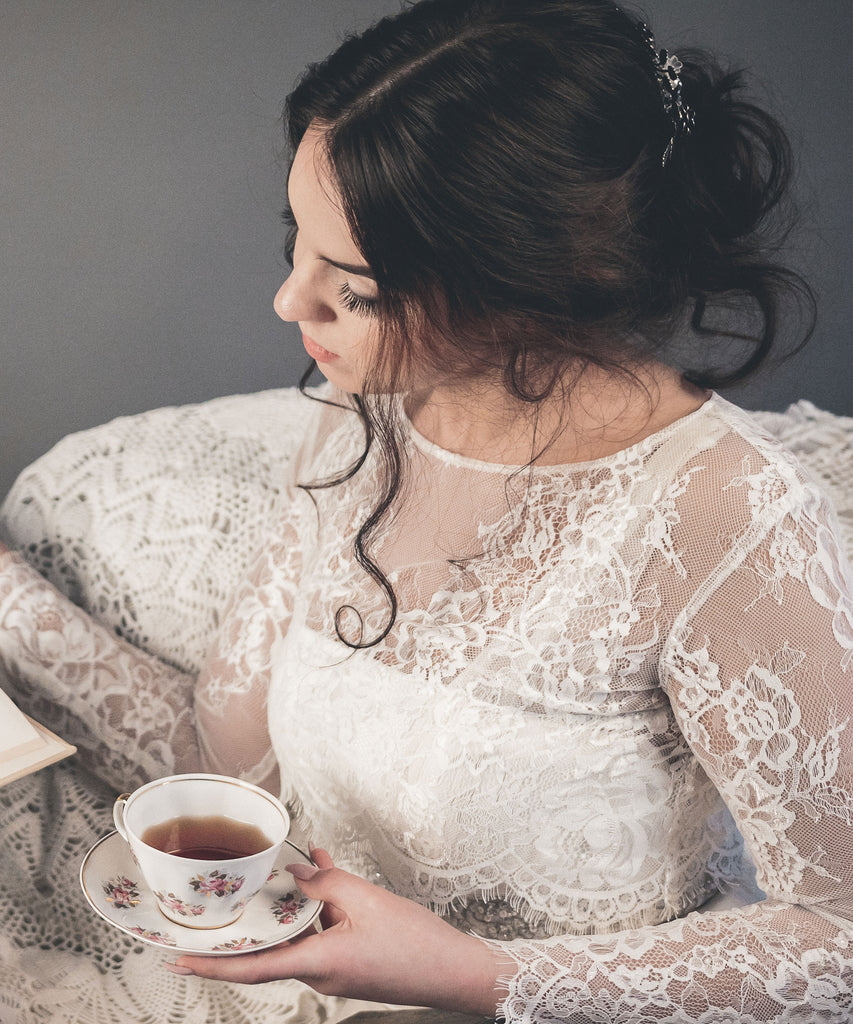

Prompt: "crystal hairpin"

[639,23,696,167]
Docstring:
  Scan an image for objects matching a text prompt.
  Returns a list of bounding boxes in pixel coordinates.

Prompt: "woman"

[1,0,851,1020]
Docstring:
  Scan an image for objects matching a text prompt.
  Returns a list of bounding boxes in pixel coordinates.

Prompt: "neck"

[406,361,708,466]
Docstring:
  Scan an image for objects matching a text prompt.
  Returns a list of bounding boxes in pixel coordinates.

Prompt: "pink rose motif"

[189,869,245,898]
[103,875,141,910]
[272,891,310,925]
[154,891,206,917]
[129,926,177,946]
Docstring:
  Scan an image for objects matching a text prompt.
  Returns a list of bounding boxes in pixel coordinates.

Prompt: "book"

[0,688,76,786]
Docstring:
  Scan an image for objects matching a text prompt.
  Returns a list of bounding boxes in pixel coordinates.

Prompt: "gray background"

[2,1,850,501]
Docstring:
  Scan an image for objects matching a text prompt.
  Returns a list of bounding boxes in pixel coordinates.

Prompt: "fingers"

[172,924,336,984]
[165,850,358,985]
[164,853,387,991]
[171,941,301,984]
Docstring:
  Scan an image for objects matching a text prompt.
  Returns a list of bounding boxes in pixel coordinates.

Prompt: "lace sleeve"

[0,387,329,793]
[0,492,307,798]
[0,546,199,791]
[193,507,306,795]
[490,483,853,1020]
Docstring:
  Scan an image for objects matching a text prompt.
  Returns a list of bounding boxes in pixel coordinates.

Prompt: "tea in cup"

[113,773,290,929]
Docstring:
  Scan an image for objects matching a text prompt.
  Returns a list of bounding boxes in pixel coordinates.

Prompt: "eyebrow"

[320,255,375,279]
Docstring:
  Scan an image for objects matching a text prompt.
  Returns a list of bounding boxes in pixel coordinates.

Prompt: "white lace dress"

[1,386,852,1023]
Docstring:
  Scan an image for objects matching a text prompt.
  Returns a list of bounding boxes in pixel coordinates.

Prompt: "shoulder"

[642,395,852,589]
[1,384,359,506]
[665,395,839,525]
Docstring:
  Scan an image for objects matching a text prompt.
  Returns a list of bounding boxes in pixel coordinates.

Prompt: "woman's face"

[274,129,379,393]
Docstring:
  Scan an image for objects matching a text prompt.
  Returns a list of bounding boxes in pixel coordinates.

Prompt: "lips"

[302,333,338,363]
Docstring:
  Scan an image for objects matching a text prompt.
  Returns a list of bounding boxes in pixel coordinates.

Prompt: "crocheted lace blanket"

[0,388,851,1022]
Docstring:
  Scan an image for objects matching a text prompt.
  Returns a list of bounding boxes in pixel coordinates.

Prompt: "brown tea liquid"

[141,814,272,859]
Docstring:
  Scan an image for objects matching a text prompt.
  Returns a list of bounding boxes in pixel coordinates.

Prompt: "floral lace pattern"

[268,393,853,1019]
[1,388,852,1021]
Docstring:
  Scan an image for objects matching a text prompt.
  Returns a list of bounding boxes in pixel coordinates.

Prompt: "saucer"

[80,831,322,955]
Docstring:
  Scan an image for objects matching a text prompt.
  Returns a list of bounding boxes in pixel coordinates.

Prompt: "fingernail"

[287,862,319,881]
[163,962,195,976]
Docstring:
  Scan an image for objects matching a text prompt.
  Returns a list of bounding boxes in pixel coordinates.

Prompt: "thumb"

[286,844,335,891]
[297,848,350,930]
[283,845,334,891]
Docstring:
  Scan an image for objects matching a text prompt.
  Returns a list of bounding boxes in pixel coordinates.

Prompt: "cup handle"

[113,793,131,841]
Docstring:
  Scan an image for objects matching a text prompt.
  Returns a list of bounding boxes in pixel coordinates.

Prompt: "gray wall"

[2,1,850,500]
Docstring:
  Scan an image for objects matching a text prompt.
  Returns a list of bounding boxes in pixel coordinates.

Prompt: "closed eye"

[338,282,378,318]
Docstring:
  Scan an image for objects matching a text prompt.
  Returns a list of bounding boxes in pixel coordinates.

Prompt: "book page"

[0,688,44,761]
[0,690,76,787]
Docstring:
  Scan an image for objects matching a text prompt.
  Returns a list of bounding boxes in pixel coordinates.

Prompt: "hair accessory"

[639,23,695,167]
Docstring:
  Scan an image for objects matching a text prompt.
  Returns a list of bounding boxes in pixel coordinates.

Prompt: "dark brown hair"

[284,0,815,647]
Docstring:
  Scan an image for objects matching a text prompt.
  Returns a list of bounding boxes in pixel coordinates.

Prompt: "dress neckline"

[404,392,719,474]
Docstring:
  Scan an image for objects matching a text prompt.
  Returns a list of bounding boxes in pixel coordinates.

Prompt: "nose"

[274,271,334,324]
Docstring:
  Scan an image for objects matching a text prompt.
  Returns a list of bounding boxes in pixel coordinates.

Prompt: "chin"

[314,360,401,398]
[314,362,364,394]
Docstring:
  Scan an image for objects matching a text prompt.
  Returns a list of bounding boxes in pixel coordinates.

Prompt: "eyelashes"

[338,282,378,319]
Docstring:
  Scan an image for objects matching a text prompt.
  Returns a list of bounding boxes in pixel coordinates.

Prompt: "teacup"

[113,773,290,929]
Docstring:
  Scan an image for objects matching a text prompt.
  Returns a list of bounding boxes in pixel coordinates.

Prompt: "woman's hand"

[167,848,505,1016]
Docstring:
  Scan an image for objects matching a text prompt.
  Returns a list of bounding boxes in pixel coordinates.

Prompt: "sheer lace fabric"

[1,387,852,1022]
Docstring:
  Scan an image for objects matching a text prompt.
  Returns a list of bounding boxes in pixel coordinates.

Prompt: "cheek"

[349,321,379,359]
[343,324,390,392]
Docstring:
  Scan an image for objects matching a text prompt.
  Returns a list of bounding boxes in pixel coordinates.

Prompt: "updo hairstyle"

[286,0,811,395]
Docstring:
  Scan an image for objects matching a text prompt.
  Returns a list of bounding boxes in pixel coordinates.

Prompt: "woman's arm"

[484,503,853,1023]
[0,541,199,790]
[0,522,297,793]
[0,387,334,794]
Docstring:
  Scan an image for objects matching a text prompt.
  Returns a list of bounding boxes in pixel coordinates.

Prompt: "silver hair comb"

[639,23,696,167]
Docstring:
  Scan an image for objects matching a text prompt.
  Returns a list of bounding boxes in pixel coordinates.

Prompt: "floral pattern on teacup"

[212,936,266,952]
[129,926,177,946]
[189,869,245,898]
[230,887,263,914]
[272,891,311,925]
[103,875,141,909]
[154,891,207,917]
